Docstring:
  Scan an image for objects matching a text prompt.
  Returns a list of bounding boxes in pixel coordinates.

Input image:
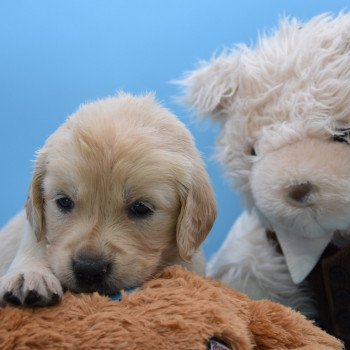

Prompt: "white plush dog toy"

[178,13,350,344]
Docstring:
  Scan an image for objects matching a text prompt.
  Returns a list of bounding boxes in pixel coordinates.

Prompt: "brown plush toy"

[0,266,343,350]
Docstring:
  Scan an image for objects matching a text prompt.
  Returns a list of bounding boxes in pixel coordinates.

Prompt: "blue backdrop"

[0,0,348,259]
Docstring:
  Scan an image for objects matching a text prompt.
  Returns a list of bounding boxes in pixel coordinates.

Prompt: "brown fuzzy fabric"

[0,266,343,350]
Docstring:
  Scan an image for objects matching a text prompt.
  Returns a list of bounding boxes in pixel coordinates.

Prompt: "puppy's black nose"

[73,257,111,285]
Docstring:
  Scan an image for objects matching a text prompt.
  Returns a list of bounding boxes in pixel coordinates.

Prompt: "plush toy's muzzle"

[251,137,350,283]
[251,138,350,235]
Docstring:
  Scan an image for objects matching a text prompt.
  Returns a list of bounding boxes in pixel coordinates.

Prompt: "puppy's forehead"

[69,95,193,167]
[44,95,194,196]
[67,94,194,155]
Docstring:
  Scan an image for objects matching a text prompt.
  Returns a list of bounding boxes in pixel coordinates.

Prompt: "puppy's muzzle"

[72,255,111,287]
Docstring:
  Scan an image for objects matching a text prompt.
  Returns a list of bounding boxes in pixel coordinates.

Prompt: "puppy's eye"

[128,201,153,218]
[56,197,75,213]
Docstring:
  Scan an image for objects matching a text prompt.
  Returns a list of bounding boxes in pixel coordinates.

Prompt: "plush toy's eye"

[333,129,350,144]
[128,201,154,218]
[245,144,257,156]
[56,197,75,213]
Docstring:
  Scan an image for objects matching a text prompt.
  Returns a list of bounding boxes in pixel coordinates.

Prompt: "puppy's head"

[26,93,216,294]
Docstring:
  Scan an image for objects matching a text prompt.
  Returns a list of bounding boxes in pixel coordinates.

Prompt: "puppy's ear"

[176,164,217,262]
[175,52,240,121]
[25,150,46,241]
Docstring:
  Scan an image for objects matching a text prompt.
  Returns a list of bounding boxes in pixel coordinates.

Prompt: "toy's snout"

[286,182,317,207]
[251,138,350,237]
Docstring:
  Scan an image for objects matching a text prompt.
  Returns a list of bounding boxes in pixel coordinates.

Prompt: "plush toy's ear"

[176,163,217,262]
[176,53,240,121]
[25,150,47,241]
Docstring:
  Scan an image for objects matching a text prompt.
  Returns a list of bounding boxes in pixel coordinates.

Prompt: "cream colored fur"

[0,93,216,307]
[178,13,350,319]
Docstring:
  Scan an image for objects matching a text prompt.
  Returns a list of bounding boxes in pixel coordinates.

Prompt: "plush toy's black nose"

[287,182,315,206]
[73,257,111,285]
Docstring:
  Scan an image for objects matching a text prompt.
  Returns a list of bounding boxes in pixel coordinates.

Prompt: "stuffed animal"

[177,13,350,346]
[0,266,343,349]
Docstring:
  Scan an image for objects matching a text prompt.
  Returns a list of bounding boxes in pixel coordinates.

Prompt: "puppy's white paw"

[0,268,63,307]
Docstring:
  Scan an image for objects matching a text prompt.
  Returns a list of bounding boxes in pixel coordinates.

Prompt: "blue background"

[0,0,348,259]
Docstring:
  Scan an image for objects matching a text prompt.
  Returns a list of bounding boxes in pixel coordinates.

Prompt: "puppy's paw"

[0,268,63,307]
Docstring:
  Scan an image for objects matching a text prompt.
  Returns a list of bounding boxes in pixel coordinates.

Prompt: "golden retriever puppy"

[0,93,216,307]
